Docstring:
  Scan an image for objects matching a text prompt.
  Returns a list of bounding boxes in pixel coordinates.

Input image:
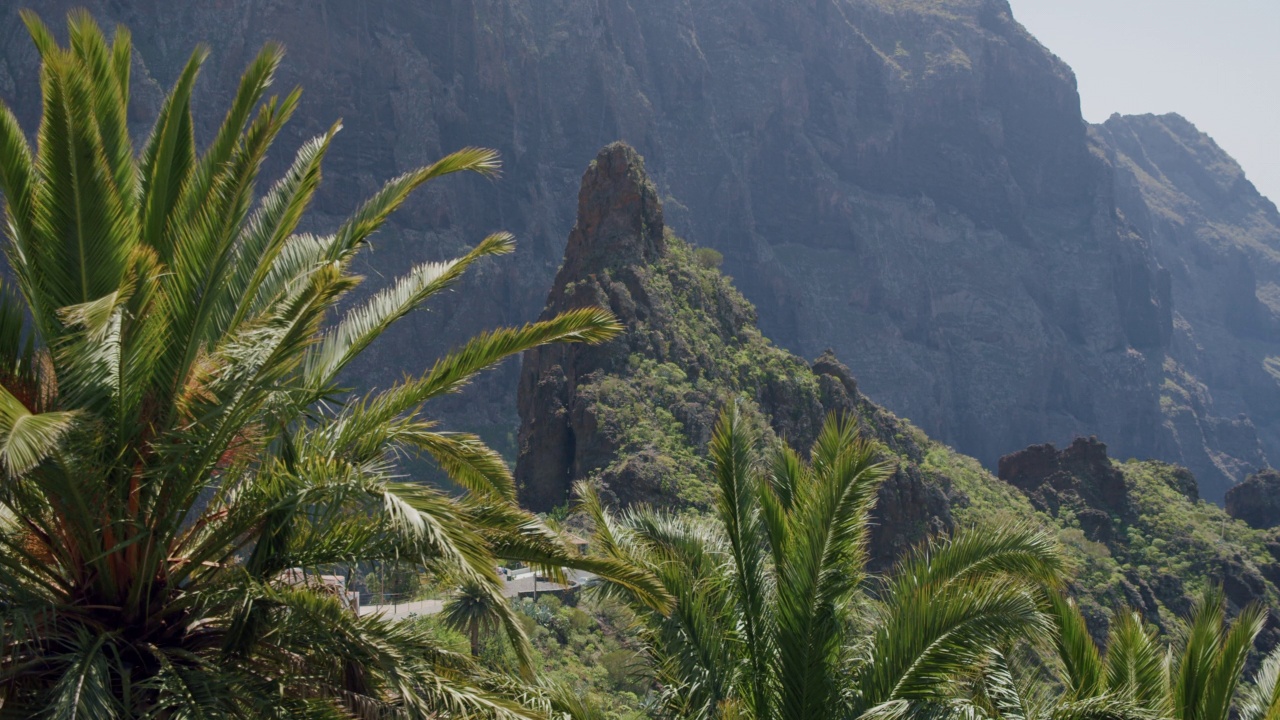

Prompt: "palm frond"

[0,383,78,476]
[31,47,135,314]
[885,524,1065,599]
[330,308,621,450]
[1045,593,1105,700]
[1173,588,1228,720]
[856,526,1062,707]
[1104,610,1169,713]
[1239,645,1280,720]
[403,429,516,500]
[224,121,336,333]
[138,45,203,259]
[0,100,41,302]
[329,147,501,261]
[1203,602,1265,720]
[977,649,1036,720]
[65,11,134,198]
[475,498,673,613]
[176,41,285,229]
[857,575,1049,704]
[775,413,889,720]
[1047,694,1160,720]
[710,403,774,718]
[305,231,515,390]
[48,631,120,720]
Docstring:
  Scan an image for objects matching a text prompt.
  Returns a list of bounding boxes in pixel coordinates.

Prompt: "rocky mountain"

[3,0,1278,499]
[515,142,954,565]
[1093,114,1280,496]
[517,140,1280,642]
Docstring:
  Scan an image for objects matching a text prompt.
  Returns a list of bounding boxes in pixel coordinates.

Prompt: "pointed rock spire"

[556,142,665,288]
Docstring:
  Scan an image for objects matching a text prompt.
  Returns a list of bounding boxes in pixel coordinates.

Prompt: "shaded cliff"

[1226,470,1280,530]
[4,1,1278,497]
[1093,113,1280,498]
[999,437,1136,539]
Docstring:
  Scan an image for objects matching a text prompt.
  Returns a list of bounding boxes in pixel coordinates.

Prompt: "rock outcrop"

[999,438,1280,638]
[516,143,951,566]
[5,1,1279,499]
[998,438,1132,541]
[1226,470,1280,530]
[516,143,671,509]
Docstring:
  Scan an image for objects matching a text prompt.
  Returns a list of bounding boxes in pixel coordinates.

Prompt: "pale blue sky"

[1009,0,1280,202]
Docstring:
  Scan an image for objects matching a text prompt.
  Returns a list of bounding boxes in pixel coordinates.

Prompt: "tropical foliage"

[968,589,1280,720]
[416,593,654,720]
[581,405,1068,720]
[0,11,668,719]
[443,578,507,657]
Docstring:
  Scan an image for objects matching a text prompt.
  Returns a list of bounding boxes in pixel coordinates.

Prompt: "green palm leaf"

[854,525,1062,707]
[48,632,119,720]
[1240,646,1280,720]
[305,231,515,389]
[1202,600,1265,720]
[585,406,1069,720]
[711,404,774,718]
[329,147,501,261]
[1045,593,1105,700]
[1103,610,1170,713]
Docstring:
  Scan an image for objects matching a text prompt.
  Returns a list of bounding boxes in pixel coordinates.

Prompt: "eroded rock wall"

[4,1,1277,499]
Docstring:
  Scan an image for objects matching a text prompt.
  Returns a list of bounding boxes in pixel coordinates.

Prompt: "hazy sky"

[1009,0,1280,202]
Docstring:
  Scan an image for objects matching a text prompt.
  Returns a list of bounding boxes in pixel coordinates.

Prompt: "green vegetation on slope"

[926,440,1280,638]
[415,595,654,720]
[572,234,825,507]
[528,151,1280,641]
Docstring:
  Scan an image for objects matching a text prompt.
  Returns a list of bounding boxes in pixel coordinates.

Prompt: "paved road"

[358,598,443,620]
[359,569,598,620]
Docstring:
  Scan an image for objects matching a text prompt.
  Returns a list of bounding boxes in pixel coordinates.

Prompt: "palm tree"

[443,578,505,657]
[970,588,1279,720]
[0,11,666,719]
[580,404,1067,719]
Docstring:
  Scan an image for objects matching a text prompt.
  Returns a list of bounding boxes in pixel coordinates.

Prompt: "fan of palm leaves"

[0,11,668,719]
[965,587,1280,720]
[579,404,1068,720]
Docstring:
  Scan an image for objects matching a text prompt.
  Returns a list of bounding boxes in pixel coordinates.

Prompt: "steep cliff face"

[1093,114,1280,498]
[1226,470,1280,530]
[3,0,1276,496]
